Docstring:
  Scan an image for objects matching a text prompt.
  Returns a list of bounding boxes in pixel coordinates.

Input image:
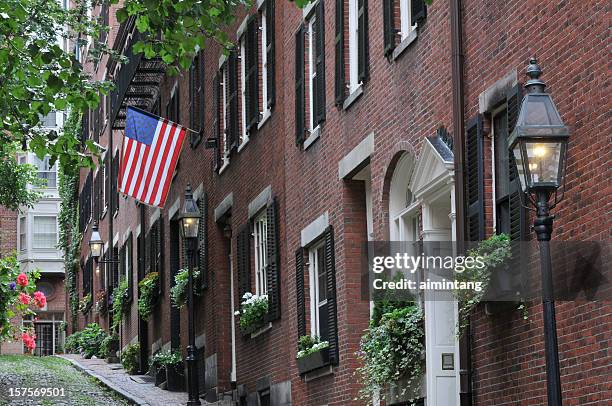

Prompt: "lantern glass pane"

[520,94,564,127]
[524,141,563,187]
[512,145,528,192]
[181,216,199,239]
[90,241,103,258]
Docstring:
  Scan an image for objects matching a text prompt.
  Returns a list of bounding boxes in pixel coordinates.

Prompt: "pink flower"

[19,292,31,305]
[21,333,36,352]
[33,291,47,308]
[16,273,28,287]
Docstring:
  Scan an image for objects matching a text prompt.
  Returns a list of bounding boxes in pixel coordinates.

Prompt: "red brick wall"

[0,206,16,255]
[73,0,610,404]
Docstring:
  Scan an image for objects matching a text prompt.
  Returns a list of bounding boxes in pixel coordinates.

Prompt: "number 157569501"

[8,387,66,397]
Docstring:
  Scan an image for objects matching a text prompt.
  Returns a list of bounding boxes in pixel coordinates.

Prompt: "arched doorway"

[388,137,460,405]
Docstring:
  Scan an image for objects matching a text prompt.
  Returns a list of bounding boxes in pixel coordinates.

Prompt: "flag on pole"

[118,106,187,208]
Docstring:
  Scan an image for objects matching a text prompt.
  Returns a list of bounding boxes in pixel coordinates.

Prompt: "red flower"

[19,292,31,305]
[33,291,47,308]
[21,332,36,352]
[16,273,28,287]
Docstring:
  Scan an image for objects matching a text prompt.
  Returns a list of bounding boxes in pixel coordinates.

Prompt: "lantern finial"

[525,57,546,93]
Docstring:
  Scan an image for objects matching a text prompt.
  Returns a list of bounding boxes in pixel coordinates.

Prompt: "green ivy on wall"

[58,110,82,331]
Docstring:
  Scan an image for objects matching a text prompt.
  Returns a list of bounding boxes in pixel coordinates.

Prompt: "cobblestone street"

[0,355,129,405]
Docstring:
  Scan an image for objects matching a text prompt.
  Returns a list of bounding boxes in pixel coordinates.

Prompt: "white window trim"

[239,36,249,148]
[221,65,230,167]
[19,216,27,252]
[307,15,317,132]
[348,0,359,93]
[399,0,417,41]
[253,211,268,296]
[308,241,326,338]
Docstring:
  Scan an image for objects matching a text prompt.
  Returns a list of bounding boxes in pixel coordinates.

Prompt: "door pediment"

[409,135,454,200]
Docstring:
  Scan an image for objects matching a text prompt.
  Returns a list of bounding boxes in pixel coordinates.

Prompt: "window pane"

[494,109,509,199]
[19,217,26,250]
[33,217,57,248]
[317,246,327,302]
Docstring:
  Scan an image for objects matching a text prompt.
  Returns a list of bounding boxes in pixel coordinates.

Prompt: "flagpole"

[127,105,201,135]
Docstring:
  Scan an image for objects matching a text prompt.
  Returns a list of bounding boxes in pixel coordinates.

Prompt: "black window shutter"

[295,247,306,338]
[315,2,326,124]
[295,25,305,146]
[127,235,133,302]
[246,17,259,131]
[507,84,527,241]
[197,194,208,289]
[265,198,280,321]
[266,0,275,108]
[410,0,427,26]
[213,72,222,172]
[228,50,239,152]
[334,0,345,106]
[382,0,395,56]
[155,219,164,295]
[113,246,119,289]
[236,224,251,302]
[189,60,196,147]
[357,0,369,83]
[324,226,339,365]
[465,115,485,241]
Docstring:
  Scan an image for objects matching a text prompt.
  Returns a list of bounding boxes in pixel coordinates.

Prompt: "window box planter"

[297,347,331,375]
[165,362,185,392]
[240,320,264,337]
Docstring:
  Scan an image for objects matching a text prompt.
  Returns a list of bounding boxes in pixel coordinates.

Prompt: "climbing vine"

[58,110,82,331]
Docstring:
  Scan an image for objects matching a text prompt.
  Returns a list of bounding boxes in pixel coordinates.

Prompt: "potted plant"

[170,268,201,308]
[149,351,167,386]
[95,289,107,315]
[234,292,268,335]
[356,303,425,404]
[138,272,159,321]
[151,349,184,391]
[78,293,92,314]
[296,335,330,374]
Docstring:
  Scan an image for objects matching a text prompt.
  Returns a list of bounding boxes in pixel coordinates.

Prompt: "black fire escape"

[108,16,165,129]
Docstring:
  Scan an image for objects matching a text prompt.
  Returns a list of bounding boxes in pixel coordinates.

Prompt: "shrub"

[121,343,140,374]
[100,334,119,359]
[138,272,159,321]
[170,269,201,308]
[64,330,83,353]
[297,335,329,359]
[234,292,268,332]
[357,303,425,403]
[79,323,109,359]
[111,279,130,331]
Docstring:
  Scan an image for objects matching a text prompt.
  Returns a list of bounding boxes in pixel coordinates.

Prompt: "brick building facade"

[70,0,609,405]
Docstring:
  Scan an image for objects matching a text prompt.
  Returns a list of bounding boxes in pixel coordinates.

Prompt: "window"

[383,0,426,56]
[295,2,325,147]
[260,0,276,114]
[40,112,57,128]
[253,211,268,295]
[493,107,511,235]
[189,52,205,148]
[33,156,57,188]
[240,34,248,145]
[221,64,230,164]
[309,242,328,339]
[19,217,26,251]
[33,216,57,249]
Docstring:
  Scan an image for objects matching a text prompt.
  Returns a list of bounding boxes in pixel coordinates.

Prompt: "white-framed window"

[33,216,57,249]
[40,112,57,128]
[307,14,317,132]
[253,211,268,295]
[399,0,418,40]
[124,236,131,281]
[221,64,230,165]
[260,6,269,113]
[309,241,328,339]
[19,217,26,251]
[239,35,248,146]
[33,155,57,188]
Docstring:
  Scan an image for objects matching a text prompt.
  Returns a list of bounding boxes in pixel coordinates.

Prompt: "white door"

[422,199,459,406]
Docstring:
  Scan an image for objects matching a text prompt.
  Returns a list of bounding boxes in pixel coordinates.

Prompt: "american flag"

[118,106,187,208]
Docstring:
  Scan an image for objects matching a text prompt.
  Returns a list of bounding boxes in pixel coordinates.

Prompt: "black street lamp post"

[179,185,201,406]
[509,58,570,406]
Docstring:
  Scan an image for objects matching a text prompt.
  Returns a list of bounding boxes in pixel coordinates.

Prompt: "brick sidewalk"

[59,354,189,406]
